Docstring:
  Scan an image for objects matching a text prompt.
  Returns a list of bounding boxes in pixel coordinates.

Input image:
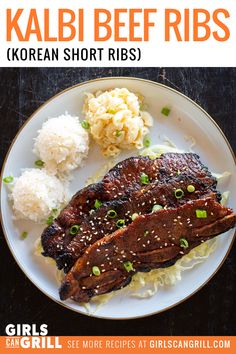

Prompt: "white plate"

[0,77,235,319]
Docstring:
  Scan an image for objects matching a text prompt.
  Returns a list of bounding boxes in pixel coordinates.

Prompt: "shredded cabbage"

[213,171,231,182]
[85,158,117,185]
[221,191,230,206]
[184,135,196,152]
[140,144,183,159]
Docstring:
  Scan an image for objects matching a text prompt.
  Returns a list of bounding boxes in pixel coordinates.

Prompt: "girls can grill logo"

[5,324,62,349]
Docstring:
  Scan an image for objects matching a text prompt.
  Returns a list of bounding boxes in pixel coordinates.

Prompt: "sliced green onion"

[149,154,161,160]
[144,230,149,237]
[131,213,139,221]
[69,224,80,235]
[123,261,134,272]
[94,199,102,209]
[152,204,163,212]
[174,188,184,199]
[116,130,122,137]
[116,219,125,228]
[161,107,171,116]
[107,210,117,219]
[187,185,195,193]
[21,231,28,240]
[143,136,151,148]
[180,238,189,249]
[140,172,149,185]
[46,215,54,225]
[196,209,207,218]
[81,120,90,129]
[3,176,14,184]
[92,266,101,276]
[35,160,44,167]
[108,108,116,114]
[177,170,181,176]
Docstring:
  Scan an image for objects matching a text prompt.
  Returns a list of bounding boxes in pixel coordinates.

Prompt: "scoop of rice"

[33,114,89,174]
[11,169,68,223]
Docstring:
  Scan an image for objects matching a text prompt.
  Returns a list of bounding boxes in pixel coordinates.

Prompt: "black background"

[0,68,235,336]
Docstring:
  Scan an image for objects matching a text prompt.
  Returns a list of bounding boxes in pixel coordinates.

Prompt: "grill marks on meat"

[59,198,236,302]
[56,175,218,272]
[41,153,216,263]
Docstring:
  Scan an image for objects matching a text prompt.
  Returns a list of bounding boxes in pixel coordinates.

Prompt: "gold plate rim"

[0,76,235,321]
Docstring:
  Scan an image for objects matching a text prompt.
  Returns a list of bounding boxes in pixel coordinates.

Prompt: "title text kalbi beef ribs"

[57,174,219,272]
[60,198,236,302]
[41,153,217,267]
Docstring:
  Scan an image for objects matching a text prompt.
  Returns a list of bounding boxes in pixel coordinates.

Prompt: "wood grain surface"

[0,68,235,336]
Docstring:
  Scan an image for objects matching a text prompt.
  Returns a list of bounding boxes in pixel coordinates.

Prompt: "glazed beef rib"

[57,174,219,272]
[60,198,236,302]
[41,153,217,268]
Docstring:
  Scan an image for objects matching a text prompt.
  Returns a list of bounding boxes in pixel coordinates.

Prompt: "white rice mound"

[11,169,68,223]
[33,114,89,175]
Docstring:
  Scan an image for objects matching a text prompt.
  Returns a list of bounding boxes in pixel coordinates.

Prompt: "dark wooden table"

[0,68,235,336]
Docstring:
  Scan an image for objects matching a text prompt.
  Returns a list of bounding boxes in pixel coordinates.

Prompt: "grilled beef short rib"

[57,174,219,272]
[41,153,217,267]
[60,198,236,302]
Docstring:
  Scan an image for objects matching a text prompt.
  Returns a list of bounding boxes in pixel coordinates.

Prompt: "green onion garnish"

[116,130,122,137]
[123,261,134,272]
[174,188,184,199]
[81,120,90,129]
[161,107,171,116]
[116,219,125,228]
[196,209,207,218]
[94,199,102,209]
[69,224,80,235]
[140,173,149,185]
[92,266,101,276]
[131,213,139,221]
[187,185,195,193]
[3,176,14,184]
[143,136,151,148]
[35,160,44,167]
[177,170,181,176]
[21,231,28,240]
[144,230,149,237]
[107,210,117,219]
[46,215,54,225]
[108,108,116,114]
[152,204,163,212]
[180,238,189,249]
